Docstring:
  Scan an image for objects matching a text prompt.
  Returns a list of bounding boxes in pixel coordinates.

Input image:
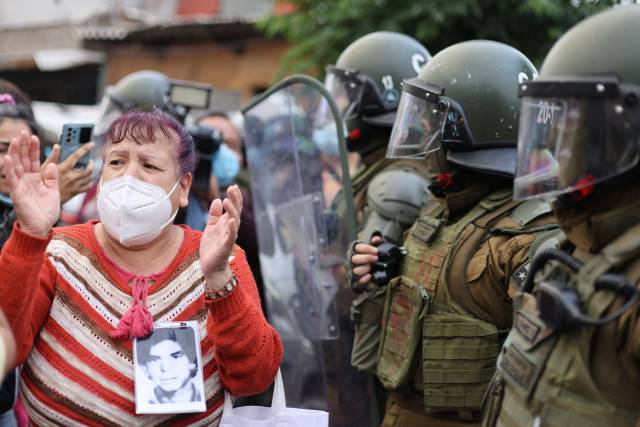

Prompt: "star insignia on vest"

[512,263,529,289]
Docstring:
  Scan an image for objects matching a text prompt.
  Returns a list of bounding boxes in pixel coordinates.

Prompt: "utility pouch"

[350,285,388,374]
[497,292,557,400]
[376,276,430,390]
[480,371,505,427]
[422,312,501,416]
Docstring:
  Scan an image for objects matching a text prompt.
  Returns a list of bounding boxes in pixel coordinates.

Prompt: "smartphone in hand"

[59,123,94,169]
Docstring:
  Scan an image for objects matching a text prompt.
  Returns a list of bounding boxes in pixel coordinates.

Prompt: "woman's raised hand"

[5,131,60,237]
[199,184,243,291]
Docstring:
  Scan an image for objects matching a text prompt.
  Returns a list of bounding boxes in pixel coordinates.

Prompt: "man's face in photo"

[144,339,195,393]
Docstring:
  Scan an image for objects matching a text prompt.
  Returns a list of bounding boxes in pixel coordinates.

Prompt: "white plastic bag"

[219,369,329,427]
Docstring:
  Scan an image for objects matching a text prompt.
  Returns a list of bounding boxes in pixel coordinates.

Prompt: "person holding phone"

[0,96,96,236]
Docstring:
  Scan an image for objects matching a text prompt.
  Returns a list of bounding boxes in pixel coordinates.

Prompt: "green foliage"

[258,0,614,77]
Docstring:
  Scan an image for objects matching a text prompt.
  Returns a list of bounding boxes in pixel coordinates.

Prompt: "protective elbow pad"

[358,166,431,243]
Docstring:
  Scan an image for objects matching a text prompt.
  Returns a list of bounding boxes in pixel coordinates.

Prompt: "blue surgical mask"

[313,122,340,156]
[212,143,241,187]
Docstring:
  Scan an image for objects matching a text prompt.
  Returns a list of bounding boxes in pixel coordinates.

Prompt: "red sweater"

[0,222,282,426]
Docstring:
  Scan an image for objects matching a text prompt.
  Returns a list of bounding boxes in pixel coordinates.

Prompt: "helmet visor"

[386,88,447,159]
[324,70,362,116]
[514,95,640,199]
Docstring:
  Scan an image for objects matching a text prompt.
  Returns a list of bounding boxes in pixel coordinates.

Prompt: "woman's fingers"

[17,131,32,173]
[227,184,243,214]
[41,162,58,189]
[226,217,238,242]
[28,135,40,173]
[3,156,18,192]
[8,137,24,179]
[207,199,223,226]
[222,197,240,223]
[215,213,238,242]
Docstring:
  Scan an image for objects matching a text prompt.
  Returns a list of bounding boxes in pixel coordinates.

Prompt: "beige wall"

[104,38,288,104]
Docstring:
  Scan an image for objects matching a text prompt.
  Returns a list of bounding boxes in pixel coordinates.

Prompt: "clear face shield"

[323,71,355,117]
[514,78,640,200]
[324,65,399,121]
[386,78,449,159]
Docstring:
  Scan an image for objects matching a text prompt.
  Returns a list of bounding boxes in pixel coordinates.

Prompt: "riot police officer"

[482,6,640,427]
[326,31,433,246]
[325,32,434,425]
[349,40,558,427]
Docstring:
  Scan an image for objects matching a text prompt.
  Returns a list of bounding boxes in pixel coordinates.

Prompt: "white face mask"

[97,175,181,247]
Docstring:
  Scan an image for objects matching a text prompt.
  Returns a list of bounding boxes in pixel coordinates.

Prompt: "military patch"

[500,346,535,389]
[512,263,529,289]
[412,217,441,244]
[514,312,540,343]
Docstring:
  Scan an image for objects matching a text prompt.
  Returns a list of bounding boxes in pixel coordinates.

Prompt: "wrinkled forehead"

[107,121,180,146]
[103,130,181,167]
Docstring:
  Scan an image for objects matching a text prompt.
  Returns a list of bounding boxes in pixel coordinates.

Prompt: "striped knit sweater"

[0,221,283,426]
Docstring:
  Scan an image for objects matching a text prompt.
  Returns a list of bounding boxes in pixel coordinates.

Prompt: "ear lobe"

[179,173,192,208]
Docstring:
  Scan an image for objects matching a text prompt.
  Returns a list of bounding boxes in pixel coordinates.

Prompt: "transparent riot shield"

[243,76,375,426]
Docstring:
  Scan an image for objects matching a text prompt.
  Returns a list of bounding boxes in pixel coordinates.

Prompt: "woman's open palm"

[5,131,60,237]
[199,185,242,287]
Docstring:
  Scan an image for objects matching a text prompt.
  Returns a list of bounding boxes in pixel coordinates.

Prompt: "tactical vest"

[484,223,640,427]
[376,188,553,420]
[348,158,430,373]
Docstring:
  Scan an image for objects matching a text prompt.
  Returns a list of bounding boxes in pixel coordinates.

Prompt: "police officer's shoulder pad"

[508,199,553,227]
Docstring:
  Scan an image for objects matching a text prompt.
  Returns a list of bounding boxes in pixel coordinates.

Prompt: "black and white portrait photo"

[134,322,206,414]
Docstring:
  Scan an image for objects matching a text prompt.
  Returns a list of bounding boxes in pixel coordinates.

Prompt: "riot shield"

[243,75,374,426]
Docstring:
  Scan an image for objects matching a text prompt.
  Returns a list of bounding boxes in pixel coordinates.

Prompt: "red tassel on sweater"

[111,276,154,340]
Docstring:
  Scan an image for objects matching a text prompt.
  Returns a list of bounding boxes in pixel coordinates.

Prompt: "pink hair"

[105,109,197,176]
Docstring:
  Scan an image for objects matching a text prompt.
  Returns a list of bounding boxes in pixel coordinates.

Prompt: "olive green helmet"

[95,70,171,138]
[386,40,537,177]
[325,31,431,155]
[514,5,640,200]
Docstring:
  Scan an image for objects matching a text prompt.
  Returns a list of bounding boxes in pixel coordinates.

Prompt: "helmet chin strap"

[424,146,454,196]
